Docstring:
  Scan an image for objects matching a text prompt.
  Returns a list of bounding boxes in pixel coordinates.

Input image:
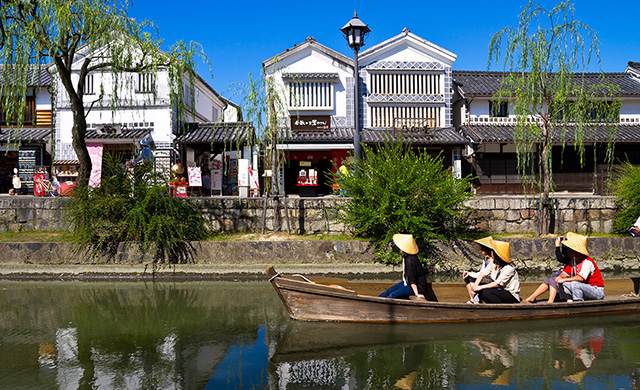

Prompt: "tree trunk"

[54,57,92,188]
[540,125,551,235]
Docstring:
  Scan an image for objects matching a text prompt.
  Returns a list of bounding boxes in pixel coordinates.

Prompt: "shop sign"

[212,169,222,190]
[393,118,435,136]
[291,115,330,131]
[87,143,103,188]
[238,159,250,187]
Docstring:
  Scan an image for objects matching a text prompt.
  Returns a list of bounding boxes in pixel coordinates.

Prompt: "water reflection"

[1,279,640,389]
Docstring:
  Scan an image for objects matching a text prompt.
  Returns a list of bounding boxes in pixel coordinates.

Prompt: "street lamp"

[341,11,370,160]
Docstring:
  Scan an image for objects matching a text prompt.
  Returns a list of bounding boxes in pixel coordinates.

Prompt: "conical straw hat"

[562,232,589,256]
[490,238,512,263]
[474,236,493,250]
[393,234,419,255]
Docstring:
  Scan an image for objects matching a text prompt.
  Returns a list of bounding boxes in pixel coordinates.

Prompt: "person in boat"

[378,234,427,300]
[522,234,574,303]
[555,232,605,302]
[629,216,640,237]
[471,238,521,303]
[462,236,495,304]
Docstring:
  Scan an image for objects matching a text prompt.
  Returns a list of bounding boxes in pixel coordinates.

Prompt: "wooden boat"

[266,266,640,324]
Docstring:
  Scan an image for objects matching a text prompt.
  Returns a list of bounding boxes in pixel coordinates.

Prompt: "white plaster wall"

[266,47,352,119]
[35,89,51,110]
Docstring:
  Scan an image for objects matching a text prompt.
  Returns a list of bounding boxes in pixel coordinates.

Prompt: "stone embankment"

[0,237,638,278]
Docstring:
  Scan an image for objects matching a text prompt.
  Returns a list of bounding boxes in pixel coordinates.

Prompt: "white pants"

[562,281,605,301]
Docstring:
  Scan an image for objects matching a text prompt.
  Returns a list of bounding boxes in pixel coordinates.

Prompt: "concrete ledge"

[1,237,639,276]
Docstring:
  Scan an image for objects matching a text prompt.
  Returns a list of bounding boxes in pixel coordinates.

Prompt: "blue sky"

[127,0,639,104]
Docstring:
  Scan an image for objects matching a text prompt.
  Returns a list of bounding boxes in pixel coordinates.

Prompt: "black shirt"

[403,254,428,296]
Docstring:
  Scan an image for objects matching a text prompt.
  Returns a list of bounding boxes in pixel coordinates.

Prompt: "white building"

[51,44,238,183]
[263,29,467,196]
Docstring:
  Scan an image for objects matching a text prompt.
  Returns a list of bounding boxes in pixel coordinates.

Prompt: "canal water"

[1,279,639,389]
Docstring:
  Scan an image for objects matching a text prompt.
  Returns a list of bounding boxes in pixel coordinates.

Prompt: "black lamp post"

[341,11,370,160]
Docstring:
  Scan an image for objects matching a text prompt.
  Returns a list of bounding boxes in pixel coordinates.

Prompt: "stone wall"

[0,194,622,235]
[1,238,639,275]
[464,196,618,234]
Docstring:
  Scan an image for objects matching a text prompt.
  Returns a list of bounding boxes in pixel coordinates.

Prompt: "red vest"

[562,257,604,287]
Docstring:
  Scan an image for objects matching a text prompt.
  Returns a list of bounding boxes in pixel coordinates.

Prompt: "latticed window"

[371,106,440,129]
[83,74,94,95]
[137,73,155,93]
[0,96,35,124]
[370,73,440,95]
[289,82,333,109]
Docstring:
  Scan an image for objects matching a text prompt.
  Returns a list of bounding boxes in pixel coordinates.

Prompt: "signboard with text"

[291,115,330,131]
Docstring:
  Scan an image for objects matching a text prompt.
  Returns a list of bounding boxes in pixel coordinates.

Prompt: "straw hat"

[474,236,493,250]
[489,238,512,263]
[562,232,589,257]
[393,234,419,255]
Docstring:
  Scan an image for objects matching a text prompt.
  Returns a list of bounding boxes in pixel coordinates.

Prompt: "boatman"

[555,232,604,302]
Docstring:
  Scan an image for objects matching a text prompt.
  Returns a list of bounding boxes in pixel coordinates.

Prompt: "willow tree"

[0,0,205,187]
[236,66,290,232]
[488,1,620,234]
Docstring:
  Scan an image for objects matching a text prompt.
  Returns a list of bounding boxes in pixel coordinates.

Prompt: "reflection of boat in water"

[266,266,640,323]
[271,312,640,364]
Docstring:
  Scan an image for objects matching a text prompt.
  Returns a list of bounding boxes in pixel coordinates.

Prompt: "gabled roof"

[0,65,52,87]
[460,123,640,144]
[453,71,640,97]
[262,37,354,70]
[627,62,640,72]
[359,28,457,65]
[174,122,254,144]
[0,127,51,143]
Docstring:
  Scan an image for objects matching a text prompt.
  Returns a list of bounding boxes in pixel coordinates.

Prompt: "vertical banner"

[87,143,103,188]
[212,169,222,191]
[238,159,250,187]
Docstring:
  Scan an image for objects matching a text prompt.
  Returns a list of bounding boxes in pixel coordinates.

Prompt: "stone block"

[520,209,535,220]
[588,209,601,220]
[506,210,521,222]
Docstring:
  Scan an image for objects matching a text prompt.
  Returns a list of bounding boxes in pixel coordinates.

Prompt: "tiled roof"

[277,127,467,145]
[628,62,640,72]
[362,127,468,145]
[174,122,254,144]
[278,127,355,143]
[453,71,640,97]
[460,123,640,143]
[85,128,151,140]
[53,160,80,165]
[0,65,52,87]
[282,73,339,83]
[0,127,51,142]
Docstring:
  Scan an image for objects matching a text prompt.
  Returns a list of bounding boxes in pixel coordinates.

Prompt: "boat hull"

[267,266,640,324]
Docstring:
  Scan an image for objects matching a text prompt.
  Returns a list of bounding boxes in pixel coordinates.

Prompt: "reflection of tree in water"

[67,282,275,389]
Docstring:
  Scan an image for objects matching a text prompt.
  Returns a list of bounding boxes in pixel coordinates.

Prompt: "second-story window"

[137,73,155,93]
[289,82,333,109]
[0,96,35,125]
[83,74,94,95]
[370,73,441,95]
[490,101,509,117]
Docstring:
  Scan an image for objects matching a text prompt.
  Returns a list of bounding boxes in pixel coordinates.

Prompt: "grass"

[0,229,74,242]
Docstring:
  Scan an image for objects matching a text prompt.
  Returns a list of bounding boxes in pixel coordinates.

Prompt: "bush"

[64,153,208,263]
[611,161,640,234]
[332,139,473,262]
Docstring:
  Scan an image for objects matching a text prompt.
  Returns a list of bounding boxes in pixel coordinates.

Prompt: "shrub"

[611,161,640,234]
[64,153,208,263]
[332,139,473,262]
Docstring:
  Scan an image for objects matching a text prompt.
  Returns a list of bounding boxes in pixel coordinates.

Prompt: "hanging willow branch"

[487,0,621,234]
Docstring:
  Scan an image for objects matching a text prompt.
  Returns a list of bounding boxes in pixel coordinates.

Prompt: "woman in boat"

[522,234,573,303]
[462,236,495,303]
[471,238,521,303]
[556,233,605,301]
[378,234,427,300]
